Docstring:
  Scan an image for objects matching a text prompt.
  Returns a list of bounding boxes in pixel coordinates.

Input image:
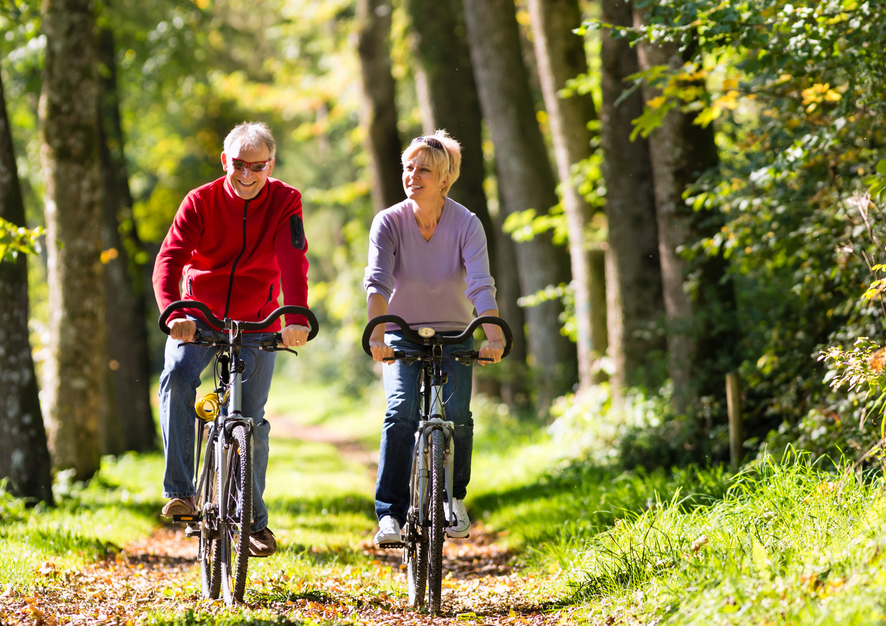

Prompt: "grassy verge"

[482,448,886,625]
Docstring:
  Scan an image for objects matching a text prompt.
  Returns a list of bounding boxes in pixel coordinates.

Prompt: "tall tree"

[635,32,736,413]
[40,0,106,480]
[527,0,600,389]
[404,0,527,402]
[98,26,156,452]
[0,57,53,505]
[463,0,578,412]
[356,0,404,212]
[599,0,665,402]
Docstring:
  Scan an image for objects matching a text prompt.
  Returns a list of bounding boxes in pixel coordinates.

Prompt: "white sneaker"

[374,515,403,546]
[445,499,470,538]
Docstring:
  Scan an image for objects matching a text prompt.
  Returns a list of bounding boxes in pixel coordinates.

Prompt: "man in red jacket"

[153,122,309,557]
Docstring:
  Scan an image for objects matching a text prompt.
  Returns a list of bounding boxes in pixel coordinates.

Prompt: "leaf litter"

[0,522,579,625]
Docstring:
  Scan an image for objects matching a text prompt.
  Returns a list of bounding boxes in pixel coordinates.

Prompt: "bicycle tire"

[407,522,429,607]
[221,424,253,604]
[427,428,446,614]
[200,439,221,600]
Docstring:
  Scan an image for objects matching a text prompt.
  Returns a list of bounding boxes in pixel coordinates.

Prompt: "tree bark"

[635,31,736,413]
[599,0,665,402]
[527,0,600,390]
[589,246,608,383]
[98,27,156,452]
[40,0,106,480]
[464,0,578,413]
[404,0,527,403]
[356,0,405,212]
[0,58,53,505]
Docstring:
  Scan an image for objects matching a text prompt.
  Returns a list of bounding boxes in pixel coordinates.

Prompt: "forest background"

[2,0,886,510]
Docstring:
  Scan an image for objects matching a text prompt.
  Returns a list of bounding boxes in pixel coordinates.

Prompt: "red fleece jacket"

[152,176,309,331]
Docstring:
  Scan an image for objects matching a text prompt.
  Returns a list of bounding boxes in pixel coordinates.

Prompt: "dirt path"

[0,419,575,626]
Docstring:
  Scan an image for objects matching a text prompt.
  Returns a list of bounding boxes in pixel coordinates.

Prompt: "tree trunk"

[527,0,600,390]
[404,0,527,403]
[464,0,578,413]
[599,0,665,402]
[0,58,53,505]
[40,0,106,481]
[98,27,156,452]
[356,0,404,212]
[589,246,608,383]
[635,32,736,413]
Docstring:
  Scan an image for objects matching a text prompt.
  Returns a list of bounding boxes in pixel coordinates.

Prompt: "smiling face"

[221,140,275,200]
[402,155,448,204]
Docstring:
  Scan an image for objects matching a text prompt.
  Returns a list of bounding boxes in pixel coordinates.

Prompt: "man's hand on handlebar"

[478,339,506,366]
[169,319,197,343]
[280,324,310,348]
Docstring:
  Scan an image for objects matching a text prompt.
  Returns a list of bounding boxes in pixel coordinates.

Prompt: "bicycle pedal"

[377,541,405,549]
[172,514,200,523]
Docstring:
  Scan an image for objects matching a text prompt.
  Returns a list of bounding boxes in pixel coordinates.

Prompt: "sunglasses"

[411,136,444,151]
[230,158,272,172]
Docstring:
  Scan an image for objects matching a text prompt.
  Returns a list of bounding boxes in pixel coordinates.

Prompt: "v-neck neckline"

[411,197,447,245]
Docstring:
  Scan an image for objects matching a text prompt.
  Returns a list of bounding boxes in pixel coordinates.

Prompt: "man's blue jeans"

[159,319,276,533]
[375,331,474,524]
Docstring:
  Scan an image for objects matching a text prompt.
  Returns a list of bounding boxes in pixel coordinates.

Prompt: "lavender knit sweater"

[364,197,498,332]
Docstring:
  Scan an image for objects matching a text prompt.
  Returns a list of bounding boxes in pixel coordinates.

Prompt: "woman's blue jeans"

[159,319,276,533]
[375,331,474,524]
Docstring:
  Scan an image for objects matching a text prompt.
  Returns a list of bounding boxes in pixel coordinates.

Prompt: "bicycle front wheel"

[220,424,253,604]
[200,438,221,600]
[427,428,446,614]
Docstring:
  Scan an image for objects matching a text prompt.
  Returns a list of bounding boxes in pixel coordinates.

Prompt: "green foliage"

[582,0,886,455]
[0,217,43,262]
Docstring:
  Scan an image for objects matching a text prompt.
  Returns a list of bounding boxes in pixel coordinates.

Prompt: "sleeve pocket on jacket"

[290,215,306,250]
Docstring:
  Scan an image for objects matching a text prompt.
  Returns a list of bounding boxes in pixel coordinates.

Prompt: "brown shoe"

[161,496,198,519]
[249,527,277,557]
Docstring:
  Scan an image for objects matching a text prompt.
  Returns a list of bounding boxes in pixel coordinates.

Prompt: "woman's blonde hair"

[401,129,462,196]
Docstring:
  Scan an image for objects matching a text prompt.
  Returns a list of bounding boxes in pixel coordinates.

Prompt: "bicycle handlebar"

[159,300,320,342]
[361,314,512,359]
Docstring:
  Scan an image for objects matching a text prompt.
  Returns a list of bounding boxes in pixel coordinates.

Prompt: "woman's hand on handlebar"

[169,319,197,343]
[369,335,395,363]
[280,324,310,348]
[478,339,505,366]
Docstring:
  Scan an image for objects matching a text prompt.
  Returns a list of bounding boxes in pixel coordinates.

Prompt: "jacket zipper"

[223,199,249,320]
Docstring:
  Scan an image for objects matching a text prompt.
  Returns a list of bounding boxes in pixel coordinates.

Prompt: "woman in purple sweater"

[364,130,506,546]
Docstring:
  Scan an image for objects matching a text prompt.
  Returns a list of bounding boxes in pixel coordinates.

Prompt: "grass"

[525,450,886,625]
[0,452,162,587]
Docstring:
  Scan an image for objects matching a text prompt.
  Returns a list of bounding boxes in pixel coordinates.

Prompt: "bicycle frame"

[411,345,456,528]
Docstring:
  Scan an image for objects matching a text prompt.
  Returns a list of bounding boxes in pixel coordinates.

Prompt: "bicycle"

[159,300,319,604]
[361,314,512,614]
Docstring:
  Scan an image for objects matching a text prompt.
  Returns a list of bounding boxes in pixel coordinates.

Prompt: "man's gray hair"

[224,121,276,159]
